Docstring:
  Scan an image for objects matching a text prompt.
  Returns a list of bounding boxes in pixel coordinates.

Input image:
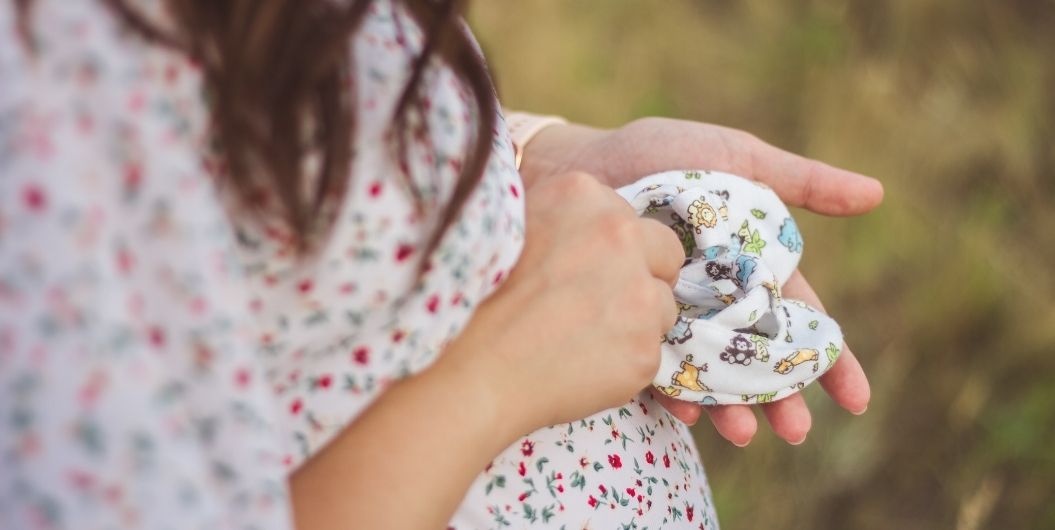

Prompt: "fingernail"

[851,405,868,416]
[789,434,807,446]
[732,438,751,448]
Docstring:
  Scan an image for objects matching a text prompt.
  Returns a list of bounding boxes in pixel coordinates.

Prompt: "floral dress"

[0,1,718,529]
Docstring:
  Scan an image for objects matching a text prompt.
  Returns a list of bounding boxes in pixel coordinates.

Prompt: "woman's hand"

[292,171,684,530]
[445,171,686,432]
[518,116,883,446]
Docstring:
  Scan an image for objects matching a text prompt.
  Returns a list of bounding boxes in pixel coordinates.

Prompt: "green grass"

[471,1,1055,528]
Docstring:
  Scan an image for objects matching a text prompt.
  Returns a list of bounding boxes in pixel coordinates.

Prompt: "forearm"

[289,349,521,530]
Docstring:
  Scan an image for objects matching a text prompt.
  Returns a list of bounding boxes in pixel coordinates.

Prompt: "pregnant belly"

[449,391,719,530]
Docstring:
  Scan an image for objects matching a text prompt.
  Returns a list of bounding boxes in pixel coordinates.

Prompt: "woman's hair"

[15,0,496,254]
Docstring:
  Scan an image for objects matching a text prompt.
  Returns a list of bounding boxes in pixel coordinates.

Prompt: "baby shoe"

[616,170,843,405]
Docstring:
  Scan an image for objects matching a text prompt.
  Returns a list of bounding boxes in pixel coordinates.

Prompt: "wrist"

[504,110,609,188]
[517,122,607,187]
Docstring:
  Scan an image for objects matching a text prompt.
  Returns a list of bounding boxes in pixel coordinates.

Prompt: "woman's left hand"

[518,116,883,446]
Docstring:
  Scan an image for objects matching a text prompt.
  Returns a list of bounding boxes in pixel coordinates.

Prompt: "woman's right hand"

[291,172,685,529]
[439,171,685,434]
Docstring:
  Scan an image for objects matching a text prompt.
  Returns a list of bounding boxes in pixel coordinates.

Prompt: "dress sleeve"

[0,3,291,529]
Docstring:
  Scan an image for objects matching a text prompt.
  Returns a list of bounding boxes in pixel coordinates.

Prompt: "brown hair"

[16,0,496,255]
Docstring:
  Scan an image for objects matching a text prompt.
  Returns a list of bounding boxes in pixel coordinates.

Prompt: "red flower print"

[517,461,526,477]
[115,249,135,274]
[520,439,535,457]
[391,330,405,343]
[234,369,251,389]
[557,484,564,493]
[509,184,520,198]
[289,399,303,415]
[579,457,589,468]
[425,295,440,313]
[598,484,607,494]
[663,454,671,468]
[611,428,619,440]
[687,504,695,522]
[607,454,622,469]
[492,270,505,285]
[147,326,165,348]
[352,347,370,365]
[22,185,47,212]
[587,496,598,508]
[645,451,655,465]
[395,244,415,262]
[297,279,313,294]
[517,492,529,502]
[368,181,383,197]
[66,469,95,491]
[124,164,142,191]
[626,487,635,497]
[317,374,333,389]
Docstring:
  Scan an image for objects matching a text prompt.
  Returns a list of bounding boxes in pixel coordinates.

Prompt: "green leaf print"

[743,229,767,254]
[523,502,537,522]
[749,335,770,362]
[570,471,586,490]
[485,474,507,495]
[751,208,767,219]
[826,342,841,367]
[541,505,555,523]
[535,457,549,473]
[809,320,819,330]
[683,170,703,180]
[756,392,777,403]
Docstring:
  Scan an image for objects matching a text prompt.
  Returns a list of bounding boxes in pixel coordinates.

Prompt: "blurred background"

[470,1,1055,528]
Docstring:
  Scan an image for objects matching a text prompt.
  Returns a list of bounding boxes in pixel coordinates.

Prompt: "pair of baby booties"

[616,170,842,405]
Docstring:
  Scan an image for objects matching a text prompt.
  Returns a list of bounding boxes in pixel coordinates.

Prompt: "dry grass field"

[471,2,1055,528]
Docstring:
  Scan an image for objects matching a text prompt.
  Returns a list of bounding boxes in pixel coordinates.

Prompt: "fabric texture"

[0,1,718,529]
[617,170,843,405]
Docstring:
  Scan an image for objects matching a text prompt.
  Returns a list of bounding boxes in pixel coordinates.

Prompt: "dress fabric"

[0,1,718,529]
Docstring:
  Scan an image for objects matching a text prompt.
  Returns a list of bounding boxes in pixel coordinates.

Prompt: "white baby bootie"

[617,170,843,405]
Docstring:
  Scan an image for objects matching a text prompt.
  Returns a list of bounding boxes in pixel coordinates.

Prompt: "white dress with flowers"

[0,1,718,528]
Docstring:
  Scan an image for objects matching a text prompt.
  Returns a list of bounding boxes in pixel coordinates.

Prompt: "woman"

[0,0,881,528]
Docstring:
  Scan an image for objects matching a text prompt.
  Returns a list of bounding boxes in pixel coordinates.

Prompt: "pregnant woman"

[0,1,881,528]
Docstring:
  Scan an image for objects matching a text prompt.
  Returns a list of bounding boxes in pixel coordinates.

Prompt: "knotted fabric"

[617,170,843,405]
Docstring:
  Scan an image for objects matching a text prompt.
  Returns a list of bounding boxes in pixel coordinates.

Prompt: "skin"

[290,117,883,529]
[519,117,882,446]
[293,170,685,529]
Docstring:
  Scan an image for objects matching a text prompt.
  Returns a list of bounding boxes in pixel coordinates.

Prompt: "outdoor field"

[471,2,1055,528]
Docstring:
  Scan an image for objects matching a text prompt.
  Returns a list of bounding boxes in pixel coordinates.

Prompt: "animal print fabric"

[617,171,844,405]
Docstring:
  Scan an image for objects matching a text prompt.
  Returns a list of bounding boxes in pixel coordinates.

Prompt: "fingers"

[819,350,870,415]
[761,393,812,445]
[649,388,702,426]
[739,133,884,217]
[638,218,685,287]
[651,278,679,332]
[782,270,871,414]
[703,404,757,447]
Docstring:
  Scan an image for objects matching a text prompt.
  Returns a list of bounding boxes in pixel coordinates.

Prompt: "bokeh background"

[470,2,1055,528]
